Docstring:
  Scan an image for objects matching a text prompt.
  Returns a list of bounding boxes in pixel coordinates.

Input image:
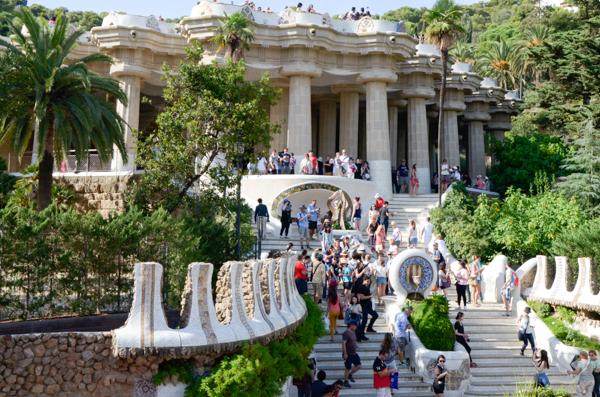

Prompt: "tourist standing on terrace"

[351,197,363,231]
[323,155,333,175]
[280,199,292,239]
[342,320,362,388]
[568,351,595,397]
[300,153,313,175]
[290,153,296,174]
[269,149,280,174]
[441,159,450,193]
[455,261,469,310]
[361,160,371,180]
[309,150,319,174]
[397,160,409,194]
[280,148,291,174]
[410,164,420,197]
[254,198,269,239]
[392,306,412,366]
[297,205,312,250]
[308,199,320,240]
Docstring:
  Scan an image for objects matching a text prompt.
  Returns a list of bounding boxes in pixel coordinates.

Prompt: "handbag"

[363,172,371,180]
[390,372,399,389]
[411,178,419,186]
[442,280,452,289]
[518,330,525,341]
[339,307,344,320]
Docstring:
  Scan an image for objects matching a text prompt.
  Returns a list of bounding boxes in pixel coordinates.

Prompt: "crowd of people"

[438,159,494,193]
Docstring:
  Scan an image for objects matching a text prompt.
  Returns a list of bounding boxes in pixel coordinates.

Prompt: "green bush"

[153,295,326,397]
[507,379,571,397]
[527,300,553,318]
[0,157,16,207]
[555,306,577,324]
[410,295,455,351]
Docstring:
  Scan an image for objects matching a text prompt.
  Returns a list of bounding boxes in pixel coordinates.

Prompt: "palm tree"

[209,12,256,64]
[521,25,549,84]
[423,0,465,206]
[450,42,476,65]
[0,9,128,211]
[477,40,524,90]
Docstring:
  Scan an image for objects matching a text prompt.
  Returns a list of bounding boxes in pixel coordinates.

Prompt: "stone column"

[110,64,150,172]
[357,69,397,198]
[280,63,321,157]
[333,85,364,159]
[464,100,491,178]
[441,88,466,170]
[316,95,338,158]
[487,109,512,165]
[400,73,435,194]
[269,85,289,151]
[387,100,406,169]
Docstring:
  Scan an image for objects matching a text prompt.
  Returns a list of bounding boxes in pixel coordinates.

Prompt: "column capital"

[356,68,397,85]
[398,73,435,100]
[388,99,407,108]
[110,63,151,80]
[464,101,491,122]
[269,78,290,88]
[280,62,321,79]
[331,84,366,95]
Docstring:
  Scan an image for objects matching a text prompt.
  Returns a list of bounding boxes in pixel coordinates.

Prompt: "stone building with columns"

[0,2,521,213]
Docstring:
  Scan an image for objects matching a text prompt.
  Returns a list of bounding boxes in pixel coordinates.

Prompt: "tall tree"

[0,9,128,211]
[423,0,465,206]
[558,108,600,217]
[209,12,255,64]
[476,39,524,90]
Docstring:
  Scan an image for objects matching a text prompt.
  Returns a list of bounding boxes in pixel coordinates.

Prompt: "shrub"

[409,295,455,351]
[527,300,553,318]
[555,306,577,324]
[153,295,326,397]
[0,157,16,207]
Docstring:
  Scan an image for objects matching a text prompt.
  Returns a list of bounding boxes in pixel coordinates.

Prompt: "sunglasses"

[439,360,445,363]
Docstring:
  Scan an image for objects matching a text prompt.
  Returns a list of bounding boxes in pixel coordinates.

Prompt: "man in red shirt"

[375,193,384,210]
[294,254,308,295]
[309,150,319,175]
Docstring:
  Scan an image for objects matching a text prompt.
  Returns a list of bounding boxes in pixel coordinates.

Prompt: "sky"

[30,0,482,20]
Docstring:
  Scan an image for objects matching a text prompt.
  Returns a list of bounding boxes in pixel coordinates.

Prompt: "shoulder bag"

[518,317,529,341]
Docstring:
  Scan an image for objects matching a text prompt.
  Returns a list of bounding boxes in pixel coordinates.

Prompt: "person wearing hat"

[485,176,493,192]
[297,205,312,250]
[476,175,485,190]
[342,320,362,388]
[374,193,384,210]
[516,307,536,355]
[308,200,321,241]
[312,251,327,304]
[453,167,462,182]
[280,199,292,239]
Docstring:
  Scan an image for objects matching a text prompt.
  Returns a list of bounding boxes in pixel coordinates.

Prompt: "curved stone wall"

[112,255,307,358]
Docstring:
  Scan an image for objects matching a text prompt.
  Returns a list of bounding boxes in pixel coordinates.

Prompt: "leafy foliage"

[527,300,553,319]
[209,12,255,63]
[0,157,16,206]
[0,8,127,211]
[133,42,280,214]
[153,295,325,397]
[0,205,252,320]
[489,135,572,195]
[410,294,455,351]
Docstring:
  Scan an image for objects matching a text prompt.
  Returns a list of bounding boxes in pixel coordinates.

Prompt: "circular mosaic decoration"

[398,256,434,293]
[278,8,296,25]
[241,6,255,21]
[357,17,375,33]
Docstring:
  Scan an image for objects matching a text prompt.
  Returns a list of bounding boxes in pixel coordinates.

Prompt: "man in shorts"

[342,320,362,388]
[308,199,320,241]
[391,306,412,366]
[297,205,311,250]
[398,160,410,194]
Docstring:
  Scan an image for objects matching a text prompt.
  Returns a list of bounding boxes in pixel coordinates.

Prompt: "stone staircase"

[308,284,435,396]
[252,193,439,255]
[443,289,575,396]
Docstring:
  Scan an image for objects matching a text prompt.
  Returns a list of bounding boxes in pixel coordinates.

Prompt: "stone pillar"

[464,100,491,178]
[487,109,512,165]
[269,85,289,151]
[387,100,405,169]
[110,64,150,172]
[397,112,407,166]
[316,95,338,159]
[440,88,466,170]
[333,85,363,159]
[400,73,435,194]
[358,69,397,198]
[358,107,366,160]
[280,63,321,157]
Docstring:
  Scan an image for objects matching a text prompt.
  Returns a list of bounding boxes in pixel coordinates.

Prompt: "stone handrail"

[112,255,307,358]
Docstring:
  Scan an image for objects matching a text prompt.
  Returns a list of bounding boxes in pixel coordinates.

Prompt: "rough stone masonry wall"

[0,332,157,397]
[260,262,271,316]
[215,263,232,324]
[55,175,138,217]
[242,263,254,320]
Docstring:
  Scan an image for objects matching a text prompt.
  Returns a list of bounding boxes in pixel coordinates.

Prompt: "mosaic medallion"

[196,1,213,16]
[146,16,161,32]
[357,17,375,33]
[278,8,296,25]
[398,256,433,293]
[426,358,470,390]
[395,21,406,33]
[134,378,157,397]
[241,6,255,21]
[322,13,333,28]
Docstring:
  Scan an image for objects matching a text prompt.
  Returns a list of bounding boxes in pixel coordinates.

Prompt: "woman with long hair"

[387,238,399,257]
[407,220,418,248]
[368,204,379,226]
[569,350,595,397]
[438,261,450,297]
[280,199,292,239]
[347,294,362,322]
[381,333,397,369]
[455,261,469,310]
[361,161,371,180]
[432,354,448,396]
[375,258,389,306]
[374,225,386,253]
[326,285,341,342]
[410,164,420,197]
[351,197,363,231]
[532,349,551,387]
[455,312,476,367]
[469,254,485,307]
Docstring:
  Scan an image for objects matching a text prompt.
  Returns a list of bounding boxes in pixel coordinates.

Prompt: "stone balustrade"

[112,255,307,358]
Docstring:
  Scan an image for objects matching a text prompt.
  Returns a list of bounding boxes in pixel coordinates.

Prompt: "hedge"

[409,294,455,351]
[153,295,326,397]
